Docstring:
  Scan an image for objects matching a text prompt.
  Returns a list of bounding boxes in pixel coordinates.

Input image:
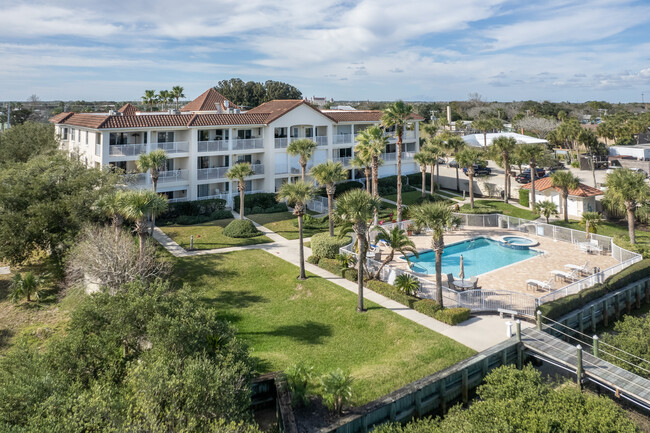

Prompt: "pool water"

[404,237,540,277]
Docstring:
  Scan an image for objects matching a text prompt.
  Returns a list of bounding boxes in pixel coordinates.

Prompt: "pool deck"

[380,227,618,296]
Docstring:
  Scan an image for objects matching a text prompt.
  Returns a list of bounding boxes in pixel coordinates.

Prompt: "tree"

[471,117,500,147]
[427,137,448,188]
[556,118,581,160]
[515,116,559,139]
[226,163,255,219]
[355,125,387,198]
[413,152,429,197]
[372,226,419,279]
[310,161,348,236]
[137,149,168,193]
[409,202,461,307]
[488,136,518,203]
[534,200,558,224]
[0,122,58,165]
[335,189,381,312]
[516,143,549,210]
[582,211,602,234]
[350,154,371,193]
[455,148,484,209]
[118,190,168,263]
[265,80,302,101]
[158,90,171,110]
[382,101,414,223]
[277,181,316,280]
[605,168,650,244]
[10,272,43,303]
[95,190,125,239]
[215,78,302,107]
[141,90,158,111]
[171,85,185,109]
[443,135,466,191]
[550,171,580,222]
[287,138,317,181]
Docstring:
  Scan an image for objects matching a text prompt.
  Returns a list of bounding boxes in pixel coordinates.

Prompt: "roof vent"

[108,110,119,116]
[224,100,230,108]
[233,108,241,114]
[168,109,179,115]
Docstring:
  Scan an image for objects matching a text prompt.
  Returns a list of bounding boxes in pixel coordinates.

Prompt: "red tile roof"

[247,99,337,123]
[117,103,137,116]
[521,176,603,197]
[181,88,237,112]
[49,112,74,123]
[322,110,424,122]
[188,113,270,126]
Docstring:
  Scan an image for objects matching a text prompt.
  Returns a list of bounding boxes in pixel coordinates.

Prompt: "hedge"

[407,172,434,189]
[377,175,416,196]
[234,192,276,210]
[306,255,320,265]
[434,308,471,325]
[343,268,358,282]
[292,214,329,230]
[413,298,442,316]
[538,259,650,320]
[457,205,500,215]
[310,233,350,259]
[158,198,227,224]
[366,280,417,308]
[317,257,342,276]
[222,219,262,238]
[519,189,529,207]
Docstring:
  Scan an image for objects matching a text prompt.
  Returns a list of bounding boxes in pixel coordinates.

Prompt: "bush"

[604,259,650,291]
[306,255,320,265]
[394,274,420,295]
[210,209,233,220]
[222,220,262,238]
[343,268,358,282]
[458,205,499,215]
[414,195,448,206]
[318,257,342,276]
[366,280,417,308]
[320,369,353,414]
[407,172,433,188]
[158,198,227,224]
[376,175,415,196]
[519,189,529,207]
[293,214,329,230]
[413,299,442,316]
[310,233,351,259]
[234,193,277,211]
[175,215,212,225]
[285,364,313,408]
[434,308,471,325]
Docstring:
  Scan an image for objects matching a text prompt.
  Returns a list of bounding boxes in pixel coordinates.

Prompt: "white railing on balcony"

[274,137,289,148]
[233,138,264,150]
[157,169,189,184]
[123,172,148,186]
[402,151,416,159]
[198,140,229,153]
[109,144,146,157]
[156,141,189,154]
[332,156,352,166]
[381,152,397,161]
[314,136,328,146]
[251,163,264,175]
[334,133,353,144]
[197,166,230,181]
[168,197,189,203]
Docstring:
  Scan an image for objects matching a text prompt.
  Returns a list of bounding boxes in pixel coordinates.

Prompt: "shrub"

[571,160,580,168]
[210,209,233,220]
[414,195,448,206]
[318,180,363,198]
[306,255,320,265]
[318,258,342,276]
[413,299,442,316]
[394,274,420,295]
[234,193,277,211]
[434,308,471,325]
[310,233,351,259]
[343,268,358,282]
[376,175,415,196]
[285,364,314,408]
[519,189,529,207]
[222,220,261,238]
[175,215,212,225]
[458,205,499,215]
[406,172,433,188]
[320,369,353,414]
[366,280,417,308]
[158,198,227,224]
[293,214,329,230]
[604,259,650,291]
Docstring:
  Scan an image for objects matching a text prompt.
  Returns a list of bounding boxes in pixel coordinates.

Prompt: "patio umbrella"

[458,254,465,280]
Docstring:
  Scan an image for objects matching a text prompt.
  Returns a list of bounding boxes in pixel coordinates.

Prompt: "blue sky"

[1,0,649,103]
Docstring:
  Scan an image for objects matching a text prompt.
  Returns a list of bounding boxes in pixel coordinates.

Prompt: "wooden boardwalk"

[521,328,650,409]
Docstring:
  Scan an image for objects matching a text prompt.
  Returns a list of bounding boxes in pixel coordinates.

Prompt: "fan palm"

[335,189,381,312]
[516,143,549,210]
[350,154,372,193]
[287,138,317,181]
[141,90,157,111]
[413,152,429,197]
[158,90,171,110]
[455,148,484,209]
[95,190,125,238]
[534,200,558,224]
[581,211,602,235]
[137,149,168,192]
[550,171,580,222]
[355,125,387,198]
[488,136,518,203]
[409,202,461,307]
[226,163,255,219]
[605,169,650,244]
[372,226,419,279]
[277,181,316,280]
[171,85,185,109]
[471,118,498,147]
[382,101,414,223]
[425,141,446,193]
[444,135,466,191]
[10,272,43,303]
[310,161,348,236]
[118,190,168,262]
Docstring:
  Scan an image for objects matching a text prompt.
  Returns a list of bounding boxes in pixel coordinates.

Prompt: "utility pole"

[6,102,10,129]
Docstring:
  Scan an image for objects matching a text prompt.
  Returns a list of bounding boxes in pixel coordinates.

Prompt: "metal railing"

[306,196,329,214]
[314,136,328,146]
[109,143,146,157]
[274,137,288,148]
[332,156,352,166]
[197,166,229,181]
[156,141,189,153]
[251,163,264,175]
[123,172,148,186]
[334,133,353,144]
[168,196,189,203]
[158,169,188,183]
[381,152,397,161]
[198,140,229,152]
[232,137,264,150]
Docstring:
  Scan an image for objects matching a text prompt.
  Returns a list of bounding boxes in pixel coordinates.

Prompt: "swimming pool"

[403,237,541,277]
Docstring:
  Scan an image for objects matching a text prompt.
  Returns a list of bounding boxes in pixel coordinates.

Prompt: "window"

[199,130,210,141]
[198,156,209,169]
[165,159,174,171]
[338,148,352,158]
[85,131,88,145]
[109,133,128,145]
[216,129,228,140]
[158,131,174,143]
[237,129,252,139]
[274,127,287,138]
[62,128,68,140]
[110,161,127,172]
[305,127,313,137]
[70,128,75,141]
[198,184,210,198]
[77,129,81,142]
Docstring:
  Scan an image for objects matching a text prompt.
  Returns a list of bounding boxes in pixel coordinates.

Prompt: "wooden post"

[591,306,597,334]
[576,345,583,389]
[462,369,469,404]
[636,286,641,309]
[414,389,422,417]
[536,310,542,331]
[502,348,508,366]
[615,294,620,320]
[440,379,447,413]
[578,311,584,334]
[515,320,522,343]
[190,235,194,250]
[603,299,609,327]
[645,282,650,304]
[626,290,631,314]
[389,400,396,421]
[593,335,599,358]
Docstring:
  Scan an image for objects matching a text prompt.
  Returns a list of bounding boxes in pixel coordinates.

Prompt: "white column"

[188,128,198,201]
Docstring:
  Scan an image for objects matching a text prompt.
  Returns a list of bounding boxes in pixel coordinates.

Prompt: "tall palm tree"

[226,163,255,219]
[287,138,317,181]
[171,85,185,110]
[355,125,387,198]
[141,90,157,112]
[335,189,381,312]
[455,148,484,209]
[137,149,168,192]
[444,135,466,192]
[488,136,518,203]
[425,141,446,194]
[382,101,414,223]
[409,202,461,307]
[310,161,348,236]
[605,169,650,244]
[10,272,42,303]
[550,171,580,222]
[372,226,419,279]
[158,90,171,110]
[350,154,372,193]
[118,190,168,263]
[277,181,316,280]
[581,211,602,235]
[516,143,548,210]
[471,118,496,147]
[413,152,429,197]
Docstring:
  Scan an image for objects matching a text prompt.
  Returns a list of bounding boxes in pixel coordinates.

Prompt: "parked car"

[605,166,622,175]
[630,167,649,178]
[463,165,492,176]
[515,168,546,183]
[448,160,459,168]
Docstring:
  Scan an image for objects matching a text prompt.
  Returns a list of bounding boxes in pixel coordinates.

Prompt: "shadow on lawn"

[171,254,236,286]
[0,329,13,352]
[243,320,332,345]
[205,290,269,309]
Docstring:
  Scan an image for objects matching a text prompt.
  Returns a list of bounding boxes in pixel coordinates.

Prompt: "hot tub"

[499,236,539,249]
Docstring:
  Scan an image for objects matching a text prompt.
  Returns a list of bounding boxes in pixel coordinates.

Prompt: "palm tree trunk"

[530,165,536,210]
[239,184,245,219]
[503,156,509,203]
[301,164,306,182]
[298,215,306,280]
[563,193,569,222]
[435,245,443,307]
[372,157,379,197]
[436,162,440,188]
[430,164,435,195]
[327,192,334,237]
[455,167,460,192]
[373,252,394,280]
[420,169,426,197]
[150,176,159,235]
[468,172,475,208]
[396,137,403,223]
[357,231,365,312]
[626,205,636,244]
[483,132,487,147]
[365,169,370,193]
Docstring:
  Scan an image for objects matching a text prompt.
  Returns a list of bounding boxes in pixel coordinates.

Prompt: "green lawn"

[173,250,475,405]
[460,200,541,220]
[551,219,650,251]
[160,219,273,250]
[248,212,338,240]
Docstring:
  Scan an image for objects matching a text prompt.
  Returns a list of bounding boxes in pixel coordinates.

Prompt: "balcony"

[156,141,189,154]
[402,151,416,159]
[109,144,146,157]
[233,137,264,150]
[314,136,328,146]
[123,172,148,186]
[197,166,230,181]
[251,163,264,175]
[198,140,229,153]
[158,169,189,184]
[332,156,352,166]
[334,133,353,144]
[275,137,288,148]
[381,152,397,161]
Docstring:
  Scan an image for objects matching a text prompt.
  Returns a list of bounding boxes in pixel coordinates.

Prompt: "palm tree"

[582,211,602,235]
[118,190,168,262]
[455,148,484,209]
[605,169,650,244]
[534,200,558,224]
[409,202,461,307]
[413,152,429,197]
[171,86,185,109]
[444,135,466,192]
[310,161,348,236]
[335,189,381,312]
[425,141,446,193]
[372,226,419,279]
[141,90,157,111]
[550,171,580,222]
[158,90,171,110]
[137,149,168,192]
[10,272,43,303]
[355,126,387,198]
[471,118,495,147]
[277,181,316,280]
[96,190,125,239]
[516,143,548,211]
[350,154,371,193]
[287,138,317,181]
[226,163,255,219]
[382,101,414,223]
[488,136,518,203]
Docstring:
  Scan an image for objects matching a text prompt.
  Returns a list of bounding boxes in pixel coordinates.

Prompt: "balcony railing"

[123,173,148,186]
[251,163,264,175]
[314,136,328,146]
[198,140,229,152]
[197,166,230,181]
[156,141,189,154]
[274,137,289,148]
[233,138,264,150]
[109,144,146,157]
[275,165,289,174]
[168,197,189,203]
[158,169,189,184]
[334,133,353,144]
[402,151,416,159]
[332,156,352,166]
[381,152,396,161]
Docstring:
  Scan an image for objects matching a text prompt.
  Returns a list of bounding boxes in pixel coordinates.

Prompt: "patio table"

[453,280,474,290]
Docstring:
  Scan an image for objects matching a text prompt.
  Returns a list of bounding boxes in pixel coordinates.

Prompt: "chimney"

[446,105,451,124]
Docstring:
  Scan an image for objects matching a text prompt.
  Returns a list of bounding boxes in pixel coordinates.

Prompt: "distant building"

[521,177,603,218]
[462,132,548,148]
[306,96,333,107]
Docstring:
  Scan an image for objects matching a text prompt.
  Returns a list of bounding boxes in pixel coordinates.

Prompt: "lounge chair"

[589,239,603,254]
[526,277,554,292]
[470,276,479,290]
[446,273,455,286]
[565,261,590,275]
[378,240,390,249]
[550,269,580,282]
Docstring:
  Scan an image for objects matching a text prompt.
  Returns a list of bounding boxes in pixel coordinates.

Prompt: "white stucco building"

[50,89,422,204]
[521,177,603,218]
[462,132,548,148]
